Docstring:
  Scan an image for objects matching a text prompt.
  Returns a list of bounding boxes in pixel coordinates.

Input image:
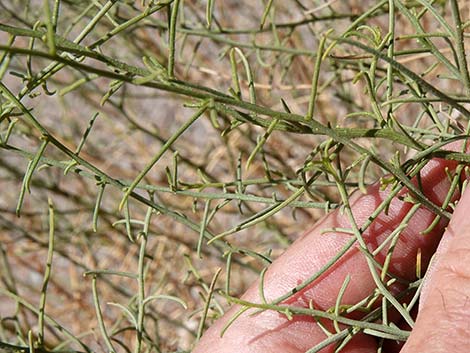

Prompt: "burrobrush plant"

[1,0,470,352]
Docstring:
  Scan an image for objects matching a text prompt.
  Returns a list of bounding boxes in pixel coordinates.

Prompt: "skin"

[192,149,470,353]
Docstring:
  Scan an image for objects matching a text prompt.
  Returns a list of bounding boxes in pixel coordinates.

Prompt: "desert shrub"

[1,1,469,352]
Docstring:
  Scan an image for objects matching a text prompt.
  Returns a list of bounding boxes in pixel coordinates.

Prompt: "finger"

[400,184,470,353]
[193,153,463,353]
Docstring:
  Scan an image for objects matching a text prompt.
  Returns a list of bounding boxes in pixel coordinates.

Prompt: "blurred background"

[1,1,469,352]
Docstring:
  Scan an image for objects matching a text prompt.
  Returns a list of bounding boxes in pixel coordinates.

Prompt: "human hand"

[193,151,470,353]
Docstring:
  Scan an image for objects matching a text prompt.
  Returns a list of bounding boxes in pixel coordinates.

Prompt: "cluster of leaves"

[0,0,470,352]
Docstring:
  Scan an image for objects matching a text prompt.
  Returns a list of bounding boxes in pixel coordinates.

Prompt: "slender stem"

[37,198,55,346]
[168,0,181,78]
[90,276,116,353]
[119,101,208,210]
[450,0,470,94]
